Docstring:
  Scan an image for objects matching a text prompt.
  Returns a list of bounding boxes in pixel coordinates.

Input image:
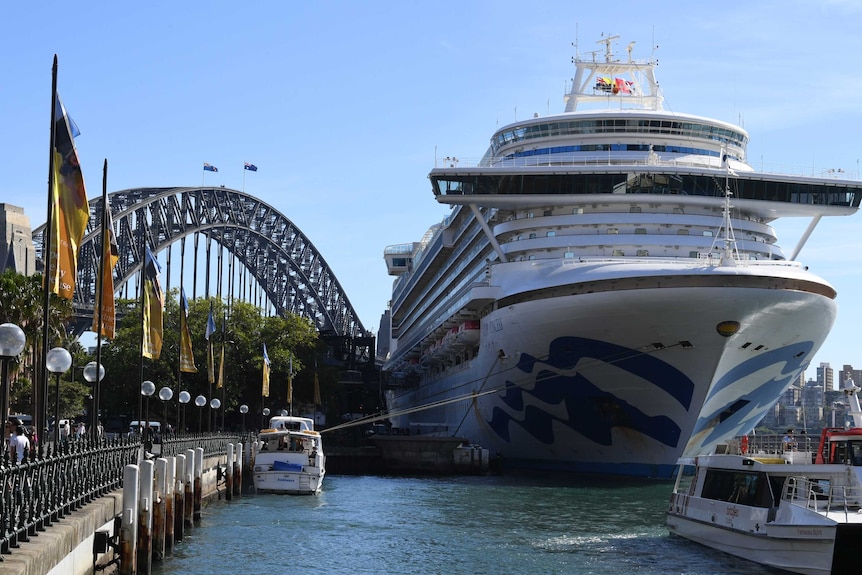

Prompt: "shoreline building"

[0,204,37,276]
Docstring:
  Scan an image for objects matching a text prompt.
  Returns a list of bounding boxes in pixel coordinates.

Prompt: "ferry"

[379,35,862,478]
[667,380,862,574]
[252,415,325,494]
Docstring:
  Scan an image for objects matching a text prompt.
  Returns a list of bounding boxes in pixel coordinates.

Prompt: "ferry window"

[564,251,574,258]
[529,233,537,239]
[637,249,649,256]
[572,208,584,214]
[546,231,556,237]
[607,228,619,234]
[702,230,714,237]
[612,249,624,256]
[677,229,690,235]
[635,228,647,235]
[630,206,642,213]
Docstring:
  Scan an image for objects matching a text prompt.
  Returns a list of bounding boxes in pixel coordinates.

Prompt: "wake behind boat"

[667,380,862,575]
[253,415,325,495]
[378,35,862,478]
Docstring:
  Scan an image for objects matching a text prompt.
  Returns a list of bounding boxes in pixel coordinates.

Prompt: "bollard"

[164,456,175,553]
[234,442,243,497]
[153,458,167,561]
[226,444,234,501]
[185,449,195,526]
[119,465,139,575]
[137,459,154,575]
[193,448,203,522]
[174,454,185,542]
[250,441,258,493]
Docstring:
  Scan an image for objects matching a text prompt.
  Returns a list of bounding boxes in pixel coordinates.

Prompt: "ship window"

[702,230,714,237]
[572,207,584,214]
[527,212,534,218]
[544,210,553,216]
[637,249,649,256]
[677,229,690,235]
[546,231,556,237]
[635,228,647,235]
[612,249,624,256]
[528,255,536,260]
[529,233,537,239]
[607,228,619,234]
[630,206,642,213]
[689,251,699,258]
[564,251,574,258]
[673,207,685,214]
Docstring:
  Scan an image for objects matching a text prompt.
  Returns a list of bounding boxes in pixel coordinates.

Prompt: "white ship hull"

[386,261,836,477]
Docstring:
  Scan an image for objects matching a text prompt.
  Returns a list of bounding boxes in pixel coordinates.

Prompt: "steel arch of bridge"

[33,186,367,338]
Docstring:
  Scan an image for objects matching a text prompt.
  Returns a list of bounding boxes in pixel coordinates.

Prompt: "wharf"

[326,435,490,475]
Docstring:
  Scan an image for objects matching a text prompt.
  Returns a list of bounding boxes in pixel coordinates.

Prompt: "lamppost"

[178,391,190,434]
[239,404,248,432]
[83,361,105,433]
[46,347,72,446]
[262,407,270,429]
[210,398,221,432]
[159,387,173,438]
[0,323,26,430]
[195,395,206,433]
[141,380,156,445]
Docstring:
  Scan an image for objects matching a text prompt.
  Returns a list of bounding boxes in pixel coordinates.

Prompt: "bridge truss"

[32,186,368,339]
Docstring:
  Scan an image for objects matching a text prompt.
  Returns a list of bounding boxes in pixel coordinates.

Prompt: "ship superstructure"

[380,36,862,477]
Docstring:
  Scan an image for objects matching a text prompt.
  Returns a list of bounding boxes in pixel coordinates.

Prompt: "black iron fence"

[0,432,242,561]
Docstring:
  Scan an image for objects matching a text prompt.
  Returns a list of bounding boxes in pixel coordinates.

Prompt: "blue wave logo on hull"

[486,337,695,448]
[687,341,812,452]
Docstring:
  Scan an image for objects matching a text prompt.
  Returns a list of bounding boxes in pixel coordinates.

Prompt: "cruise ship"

[379,36,862,478]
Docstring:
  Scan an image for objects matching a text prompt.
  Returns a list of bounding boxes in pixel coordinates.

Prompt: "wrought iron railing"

[0,432,243,561]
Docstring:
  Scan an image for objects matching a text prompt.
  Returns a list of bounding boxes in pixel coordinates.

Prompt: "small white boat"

[253,415,325,495]
[667,380,862,575]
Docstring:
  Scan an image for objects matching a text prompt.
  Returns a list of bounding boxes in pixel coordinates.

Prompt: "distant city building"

[817,362,834,391]
[0,204,37,275]
[801,383,824,431]
[839,365,862,389]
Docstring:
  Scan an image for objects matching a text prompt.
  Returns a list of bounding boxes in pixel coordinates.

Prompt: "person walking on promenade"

[9,425,30,464]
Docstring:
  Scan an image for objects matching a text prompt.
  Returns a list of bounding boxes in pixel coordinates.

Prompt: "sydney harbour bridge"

[32,186,374,362]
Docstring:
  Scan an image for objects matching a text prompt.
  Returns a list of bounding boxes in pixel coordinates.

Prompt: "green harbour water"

[152,474,783,575]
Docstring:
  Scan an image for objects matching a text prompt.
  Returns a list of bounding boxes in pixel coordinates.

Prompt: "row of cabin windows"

[523,206,687,218]
[511,228,715,241]
[515,249,717,261]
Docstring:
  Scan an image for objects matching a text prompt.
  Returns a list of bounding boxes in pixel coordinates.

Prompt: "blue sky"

[3,1,862,382]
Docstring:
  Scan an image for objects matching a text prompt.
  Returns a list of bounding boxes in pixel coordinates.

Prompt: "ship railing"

[726,434,820,457]
[434,156,860,180]
[783,476,862,521]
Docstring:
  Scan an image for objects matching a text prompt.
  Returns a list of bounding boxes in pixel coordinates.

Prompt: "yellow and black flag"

[142,246,164,359]
[205,304,216,384]
[179,288,197,373]
[262,343,271,397]
[48,95,89,300]
[92,198,118,338]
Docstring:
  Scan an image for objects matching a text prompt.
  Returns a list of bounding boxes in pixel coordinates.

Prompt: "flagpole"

[178,240,185,433]
[137,225,148,434]
[39,55,59,447]
[93,159,108,436]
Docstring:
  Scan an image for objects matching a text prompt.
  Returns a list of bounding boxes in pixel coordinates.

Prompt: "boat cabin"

[266,416,315,433]
[815,427,862,465]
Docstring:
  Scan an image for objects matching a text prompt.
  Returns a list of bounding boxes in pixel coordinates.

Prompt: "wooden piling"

[164,456,175,553]
[233,442,242,497]
[225,444,234,501]
[185,449,195,526]
[193,448,203,522]
[174,454,185,542]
